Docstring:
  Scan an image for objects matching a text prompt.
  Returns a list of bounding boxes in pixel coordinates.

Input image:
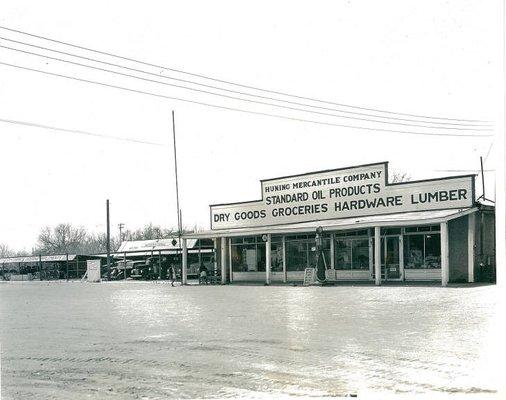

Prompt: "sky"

[0,0,502,252]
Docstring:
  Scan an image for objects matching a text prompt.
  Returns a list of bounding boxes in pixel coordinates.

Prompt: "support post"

[123,252,127,280]
[182,238,188,285]
[38,254,42,281]
[106,199,111,281]
[158,250,162,280]
[66,253,69,281]
[213,238,218,276]
[369,236,374,280]
[468,213,476,283]
[441,221,449,287]
[374,227,381,286]
[228,238,233,283]
[220,238,227,284]
[399,235,404,281]
[282,236,287,283]
[330,233,335,269]
[266,234,271,285]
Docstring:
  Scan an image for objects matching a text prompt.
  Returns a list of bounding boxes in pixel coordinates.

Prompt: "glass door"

[381,236,401,281]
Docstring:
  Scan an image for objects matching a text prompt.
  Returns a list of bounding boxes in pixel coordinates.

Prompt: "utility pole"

[172,110,181,237]
[118,223,125,244]
[172,111,183,280]
[478,156,494,203]
[106,199,111,280]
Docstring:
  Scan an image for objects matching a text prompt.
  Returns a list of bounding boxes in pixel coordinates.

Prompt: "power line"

[435,169,495,172]
[0,44,492,132]
[0,24,491,124]
[0,60,494,138]
[0,117,168,146]
[0,36,492,129]
[484,140,495,164]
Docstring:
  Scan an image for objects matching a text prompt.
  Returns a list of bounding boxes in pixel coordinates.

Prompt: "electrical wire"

[0,44,492,132]
[435,169,495,172]
[0,117,167,146]
[0,36,491,129]
[484,140,495,164]
[0,61,493,138]
[0,24,491,124]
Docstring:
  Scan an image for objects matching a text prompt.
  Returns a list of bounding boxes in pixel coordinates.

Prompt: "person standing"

[199,263,208,285]
[168,263,176,287]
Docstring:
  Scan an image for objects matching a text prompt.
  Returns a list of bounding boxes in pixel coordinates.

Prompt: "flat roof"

[0,254,79,264]
[117,238,199,252]
[184,207,478,238]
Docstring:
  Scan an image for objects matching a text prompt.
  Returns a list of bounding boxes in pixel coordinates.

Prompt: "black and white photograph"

[0,1,505,399]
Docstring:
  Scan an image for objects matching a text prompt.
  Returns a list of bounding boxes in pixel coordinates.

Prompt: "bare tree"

[390,170,411,183]
[36,223,87,255]
[122,224,178,241]
[82,233,120,254]
[0,243,14,258]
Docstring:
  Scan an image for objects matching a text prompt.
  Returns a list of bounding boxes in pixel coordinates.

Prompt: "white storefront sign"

[210,162,474,230]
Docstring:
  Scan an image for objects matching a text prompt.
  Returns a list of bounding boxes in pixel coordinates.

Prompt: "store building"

[182,161,495,286]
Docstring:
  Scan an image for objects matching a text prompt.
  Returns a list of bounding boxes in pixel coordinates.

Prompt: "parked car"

[130,261,157,280]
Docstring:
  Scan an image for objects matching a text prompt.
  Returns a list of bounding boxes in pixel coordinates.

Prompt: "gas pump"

[315,226,328,282]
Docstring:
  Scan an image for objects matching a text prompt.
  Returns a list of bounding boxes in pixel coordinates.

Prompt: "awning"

[0,254,78,264]
[117,238,198,252]
[94,248,214,258]
[184,207,478,238]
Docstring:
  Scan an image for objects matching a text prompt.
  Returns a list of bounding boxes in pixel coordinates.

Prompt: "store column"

[330,233,335,269]
[441,222,449,286]
[228,238,233,283]
[282,236,287,283]
[213,238,218,275]
[182,238,188,285]
[266,234,271,285]
[220,237,227,284]
[468,213,476,283]
[374,227,381,286]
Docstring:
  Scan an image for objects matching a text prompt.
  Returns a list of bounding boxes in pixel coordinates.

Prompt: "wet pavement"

[0,281,501,399]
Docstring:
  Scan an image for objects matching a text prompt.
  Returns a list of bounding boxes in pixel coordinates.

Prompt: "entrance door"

[381,236,402,281]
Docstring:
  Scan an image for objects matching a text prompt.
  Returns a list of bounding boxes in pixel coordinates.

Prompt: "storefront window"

[286,240,308,271]
[404,235,424,268]
[231,237,266,272]
[424,234,441,269]
[270,236,283,272]
[285,235,330,271]
[404,233,441,269]
[352,239,369,270]
[335,239,352,270]
[335,238,370,270]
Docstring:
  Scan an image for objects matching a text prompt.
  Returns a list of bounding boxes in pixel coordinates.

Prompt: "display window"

[285,234,330,271]
[335,237,370,270]
[404,233,441,269]
[231,236,266,272]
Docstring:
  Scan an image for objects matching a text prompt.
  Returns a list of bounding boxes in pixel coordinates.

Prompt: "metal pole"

[38,254,42,280]
[66,253,69,281]
[106,199,111,280]
[118,223,124,245]
[179,209,183,281]
[124,251,127,280]
[480,156,486,200]
[182,238,188,285]
[158,250,162,280]
[172,110,182,236]
[374,227,381,286]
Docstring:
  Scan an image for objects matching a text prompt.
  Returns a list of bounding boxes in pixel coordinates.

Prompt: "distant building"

[0,254,101,280]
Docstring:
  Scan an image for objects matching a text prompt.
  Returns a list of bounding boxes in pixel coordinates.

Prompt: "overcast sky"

[0,0,502,252]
